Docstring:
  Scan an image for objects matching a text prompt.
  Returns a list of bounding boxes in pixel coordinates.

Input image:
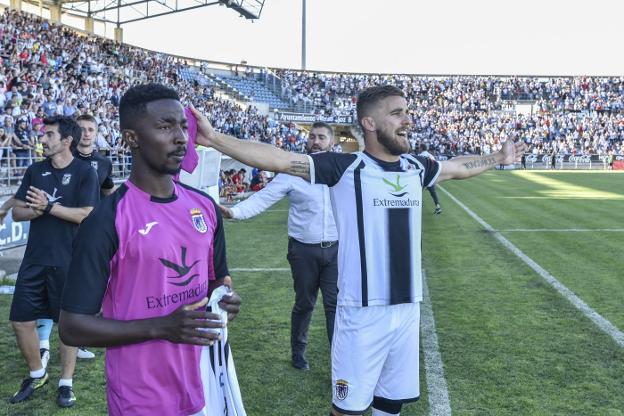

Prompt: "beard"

[377,128,409,156]
[144,156,183,176]
[306,145,324,154]
[161,165,182,176]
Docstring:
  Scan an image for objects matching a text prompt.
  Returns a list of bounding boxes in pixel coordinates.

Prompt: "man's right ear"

[360,116,376,133]
[122,130,138,149]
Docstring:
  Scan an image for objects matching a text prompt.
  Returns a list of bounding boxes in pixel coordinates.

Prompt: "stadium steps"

[214,75,290,110]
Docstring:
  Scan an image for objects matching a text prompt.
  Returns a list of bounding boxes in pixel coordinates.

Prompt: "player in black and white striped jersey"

[190,85,525,416]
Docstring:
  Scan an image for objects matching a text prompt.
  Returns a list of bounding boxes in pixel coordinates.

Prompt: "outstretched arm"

[189,107,311,181]
[437,138,526,183]
[224,174,291,220]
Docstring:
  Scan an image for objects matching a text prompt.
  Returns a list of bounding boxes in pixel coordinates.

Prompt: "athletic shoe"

[9,372,48,403]
[77,347,95,359]
[291,355,309,370]
[40,348,50,369]
[434,206,442,215]
[57,386,76,408]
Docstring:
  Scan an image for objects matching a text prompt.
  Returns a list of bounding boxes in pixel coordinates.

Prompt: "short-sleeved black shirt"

[75,151,114,198]
[15,158,99,266]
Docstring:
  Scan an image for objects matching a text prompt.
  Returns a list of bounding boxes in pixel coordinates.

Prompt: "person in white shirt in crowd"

[220,121,339,371]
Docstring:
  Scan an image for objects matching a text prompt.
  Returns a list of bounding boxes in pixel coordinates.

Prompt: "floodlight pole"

[301,0,306,70]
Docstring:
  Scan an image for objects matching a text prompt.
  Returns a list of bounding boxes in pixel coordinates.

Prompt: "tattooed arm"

[189,107,311,181]
[437,138,526,183]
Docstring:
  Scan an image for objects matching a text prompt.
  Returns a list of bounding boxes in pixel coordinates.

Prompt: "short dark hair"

[356,85,405,128]
[76,114,98,125]
[43,116,82,150]
[310,121,334,138]
[419,143,428,152]
[119,83,180,130]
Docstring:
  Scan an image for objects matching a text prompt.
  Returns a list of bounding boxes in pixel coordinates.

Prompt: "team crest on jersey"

[190,208,208,233]
[91,161,99,170]
[334,379,349,401]
[62,173,72,185]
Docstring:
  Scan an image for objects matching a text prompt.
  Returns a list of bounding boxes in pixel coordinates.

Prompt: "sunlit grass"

[506,171,624,199]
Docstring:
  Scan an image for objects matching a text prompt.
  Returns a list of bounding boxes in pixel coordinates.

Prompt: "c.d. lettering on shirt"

[146,281,208,309]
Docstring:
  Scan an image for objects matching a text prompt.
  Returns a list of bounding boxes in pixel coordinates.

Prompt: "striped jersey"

[309,151,441,307]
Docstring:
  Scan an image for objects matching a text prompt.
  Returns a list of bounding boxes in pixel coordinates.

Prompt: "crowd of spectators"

[276,70,624,158]
[219,168,269,201]
[0,8,309,183]
[1,7,622,186]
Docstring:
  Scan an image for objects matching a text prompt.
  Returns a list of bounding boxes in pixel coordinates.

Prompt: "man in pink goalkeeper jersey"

[59,84,242,416]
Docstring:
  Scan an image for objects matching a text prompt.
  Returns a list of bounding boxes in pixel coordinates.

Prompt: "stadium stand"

[0,7,622,186]
[214,73,290,110]
[274,70,623,160]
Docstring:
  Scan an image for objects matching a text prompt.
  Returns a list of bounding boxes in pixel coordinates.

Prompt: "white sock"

[39,340,50,350]
[59,378,73,388]
[30,368,45,378]
[372,409,399,416]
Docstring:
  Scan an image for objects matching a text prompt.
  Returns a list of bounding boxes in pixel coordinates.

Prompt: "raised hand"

[188,106,218,148]
[500,138,527,165]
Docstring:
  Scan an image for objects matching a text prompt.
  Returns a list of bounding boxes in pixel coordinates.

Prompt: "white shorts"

[331,302,420,414]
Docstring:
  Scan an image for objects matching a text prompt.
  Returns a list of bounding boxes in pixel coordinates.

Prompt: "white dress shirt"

[230,173,338,244]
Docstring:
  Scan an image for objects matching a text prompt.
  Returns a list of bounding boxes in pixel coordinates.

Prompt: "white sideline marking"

[266,209,289,212]
[500,228,624,233]
[439,186,624,348]
[422,270,452,416]
[230,268,290,272]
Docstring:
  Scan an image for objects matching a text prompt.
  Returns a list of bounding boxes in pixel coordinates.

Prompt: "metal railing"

[99,149,133,180]
[0,148,38,187]
[0,147,133,186]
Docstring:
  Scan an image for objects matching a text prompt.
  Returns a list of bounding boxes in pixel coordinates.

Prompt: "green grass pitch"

[1,170,623,415]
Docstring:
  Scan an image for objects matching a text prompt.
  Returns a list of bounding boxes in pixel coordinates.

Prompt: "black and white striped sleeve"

[309,152,358,187]
[415,156,441,187]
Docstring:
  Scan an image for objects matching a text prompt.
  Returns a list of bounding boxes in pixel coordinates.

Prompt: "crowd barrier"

[521,154,622,170]
[0,147,133,186]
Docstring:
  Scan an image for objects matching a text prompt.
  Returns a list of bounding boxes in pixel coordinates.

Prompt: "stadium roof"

[33,0,265,25]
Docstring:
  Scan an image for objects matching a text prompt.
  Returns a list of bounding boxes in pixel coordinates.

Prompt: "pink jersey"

[62,180,229,415]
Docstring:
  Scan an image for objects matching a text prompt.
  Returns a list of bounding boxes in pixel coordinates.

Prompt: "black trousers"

[286,237,338,357]
[427,185,440,206]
